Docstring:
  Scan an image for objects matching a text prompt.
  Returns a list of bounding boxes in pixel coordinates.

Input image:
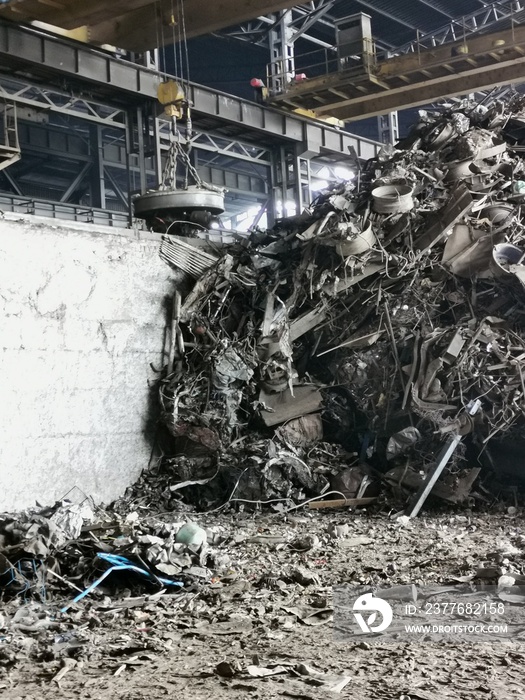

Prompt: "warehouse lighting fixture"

[316,166,331,179]
[334,166,355,180]
[311,179,329,191]
[284,200,297,216]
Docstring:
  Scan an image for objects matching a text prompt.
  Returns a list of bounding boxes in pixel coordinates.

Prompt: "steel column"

[89,125,105,209]
[124,112,134,227]
[377,112,399,145]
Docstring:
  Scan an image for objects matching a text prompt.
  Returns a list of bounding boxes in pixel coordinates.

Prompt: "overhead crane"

[267,18,525,121]
[6,2,523,225]
[0,0,303,51]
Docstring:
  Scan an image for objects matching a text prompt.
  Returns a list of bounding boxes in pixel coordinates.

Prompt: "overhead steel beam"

[102,127,271,175]
[197,164,268,197]
[270,22,525,121]
[0,20,380,159]
[390,0,525,56]
[352,0,419,31]
[0,0,308,51]
[156,123,272,164]
[0,22,158,102]
[415,0,454,20]
[327,58,525,119]
[18,141,91,162]
[59,0,307,52]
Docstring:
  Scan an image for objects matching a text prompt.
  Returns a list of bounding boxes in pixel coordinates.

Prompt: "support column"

[268,11,296,94]
[294,152,312,213]
[152,116,163,189]
[377,112,399,145]
[125,112,134,227]
[141,101,161,189]
[89,124,105,209]
[270,143,313,222]
[136,107,147,194]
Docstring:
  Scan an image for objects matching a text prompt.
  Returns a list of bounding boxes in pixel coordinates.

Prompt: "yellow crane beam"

[268,24,525,121]
[0,0,302,51]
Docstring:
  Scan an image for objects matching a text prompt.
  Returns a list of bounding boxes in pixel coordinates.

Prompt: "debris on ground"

[2,508,525,699]
[0,498,207,608]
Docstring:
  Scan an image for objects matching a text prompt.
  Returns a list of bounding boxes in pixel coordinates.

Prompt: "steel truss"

[3,109,273,225]
[217,1,396,55]
[217,1,337,50]
[156,121,271,164]
[392,0,525,55]
[0,19,380,228]
[0,76,126,127]
[0,18,380,162]
[4,75,369,222]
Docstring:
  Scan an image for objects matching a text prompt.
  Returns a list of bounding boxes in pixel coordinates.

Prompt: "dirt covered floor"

[2,508,525,700]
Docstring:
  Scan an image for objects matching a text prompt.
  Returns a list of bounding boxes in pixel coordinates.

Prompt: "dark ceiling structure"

[0,0,522,224]
[294,0,502,50]
[185,0,524,133]
[0,0,302,51]
[213,0,521,54]
[0,0,519,54]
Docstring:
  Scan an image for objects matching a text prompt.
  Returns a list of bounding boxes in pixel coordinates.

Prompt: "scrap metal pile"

[0,499,211,609]
[147,94,525,512]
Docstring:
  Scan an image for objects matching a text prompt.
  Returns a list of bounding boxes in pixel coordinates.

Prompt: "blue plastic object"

[61,552,183,613]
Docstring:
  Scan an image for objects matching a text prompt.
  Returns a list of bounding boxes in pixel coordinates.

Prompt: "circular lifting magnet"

[134,186,225,219]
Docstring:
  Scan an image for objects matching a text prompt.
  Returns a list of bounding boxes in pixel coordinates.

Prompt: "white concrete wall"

[0,215,173,512]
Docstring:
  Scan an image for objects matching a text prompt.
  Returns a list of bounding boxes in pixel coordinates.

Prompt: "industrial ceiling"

[306,0,511,50]
[0,0,301,51]
[0,0,514,53]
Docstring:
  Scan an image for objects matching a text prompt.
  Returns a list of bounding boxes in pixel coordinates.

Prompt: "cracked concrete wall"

[0,215,173,512]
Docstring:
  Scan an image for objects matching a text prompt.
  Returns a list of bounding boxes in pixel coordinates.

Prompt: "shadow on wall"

[142,277,194,468]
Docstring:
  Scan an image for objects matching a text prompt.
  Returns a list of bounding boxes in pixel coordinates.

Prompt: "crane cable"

[180,0,191,93]
[176,0,184,86]
[157,0,219,194]
[177,0,198,190]
[169,0,179,80]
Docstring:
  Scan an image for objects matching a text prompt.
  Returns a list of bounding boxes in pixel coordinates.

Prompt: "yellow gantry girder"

[0,0,302,51]
[268,24,525,121]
